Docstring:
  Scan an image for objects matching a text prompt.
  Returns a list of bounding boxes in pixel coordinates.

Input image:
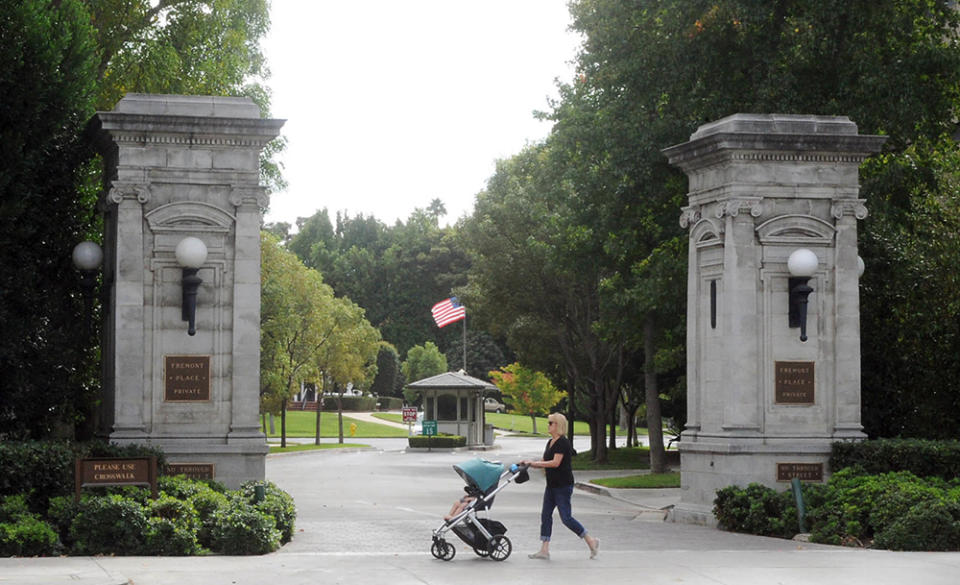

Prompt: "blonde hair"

[548,412,568,436]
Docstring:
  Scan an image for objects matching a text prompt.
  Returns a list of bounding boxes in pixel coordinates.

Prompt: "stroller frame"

[431,463,528,561]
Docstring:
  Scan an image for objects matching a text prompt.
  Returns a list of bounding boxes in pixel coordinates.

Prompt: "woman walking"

[521,412,599,560]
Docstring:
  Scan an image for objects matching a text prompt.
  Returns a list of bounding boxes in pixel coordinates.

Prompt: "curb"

[575,481,672,520]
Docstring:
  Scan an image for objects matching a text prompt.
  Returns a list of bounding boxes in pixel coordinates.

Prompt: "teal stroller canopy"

[453,458,504,493]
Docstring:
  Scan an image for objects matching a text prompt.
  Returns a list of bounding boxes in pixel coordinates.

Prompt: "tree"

[315,296,381,444]
[489,363,564,435]
[287,206,471,357]
[401,342,448,403]
[556,0,960,441]
[0,0,99,439]
[260,233,334,448]
[369,344,401,397]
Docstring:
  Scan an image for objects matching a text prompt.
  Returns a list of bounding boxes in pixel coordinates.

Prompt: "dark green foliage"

[0,440,164,513]
[320,396,378,411]
[143,496,200,556]
[713,483,800,538]
[0,495,31,523]
[0,514,60,557]
[716,465,960,550]
[237,481,297,544]
[831,439,960,480]
[407,434,466,449]
[873,501,960,551]
[377,397,404,410]
[210,505,281,555]
[0,0,100,440]
[189,489,231,549]
[45,496,80,549]
[370,345,401,397]
[70,494,148,555]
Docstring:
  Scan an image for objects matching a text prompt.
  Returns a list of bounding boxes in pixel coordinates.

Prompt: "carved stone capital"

[679,206,701,229]
[831,199,868,220]
[105,183,150,206]
[230,186,269,209]
[714,198,763,219]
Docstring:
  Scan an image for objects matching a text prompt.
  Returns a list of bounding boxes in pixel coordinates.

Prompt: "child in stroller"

[431,458,529,561]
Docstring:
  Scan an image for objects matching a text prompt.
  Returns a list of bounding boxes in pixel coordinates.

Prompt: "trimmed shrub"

[873,501,960,551]
[144,516,200,556]
[0,441,166,513]
[0,514,60,557]
[320,396,378,411]
[69,494,148,555]
[806,469,957,547]
[46,496,79,549]
[831,439,960,480]
[210,504,281,555]
[0,494,30,523]
[190,490,231,549]
[408,434,466,449]
[237,481,296,544]
[377,397,404,410]
[713,483,798,538]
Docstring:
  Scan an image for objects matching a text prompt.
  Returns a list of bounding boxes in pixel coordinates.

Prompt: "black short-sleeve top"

[543,435,575,488]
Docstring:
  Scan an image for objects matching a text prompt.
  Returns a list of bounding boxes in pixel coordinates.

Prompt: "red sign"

[402,407,418,423]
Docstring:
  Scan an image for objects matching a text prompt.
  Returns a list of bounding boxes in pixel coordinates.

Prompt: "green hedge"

[0,441,166,513]
[714,468,960,551]
[407,434,466,449]
[377,397,404,410]
[320,396,378,411]
[0,441,296,556]
[831,438,960,480]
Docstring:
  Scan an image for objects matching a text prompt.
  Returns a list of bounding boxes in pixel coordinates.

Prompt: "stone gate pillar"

[90,94,284,487]
[663,114,885,524]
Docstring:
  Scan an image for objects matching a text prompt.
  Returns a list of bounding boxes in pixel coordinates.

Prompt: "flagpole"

[462,313,467,373]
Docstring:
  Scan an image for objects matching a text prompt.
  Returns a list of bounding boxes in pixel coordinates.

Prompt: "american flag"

[431,297,466,328]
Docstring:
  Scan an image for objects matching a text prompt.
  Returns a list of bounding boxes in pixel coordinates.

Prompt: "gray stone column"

[663,114,885,525]
[90,94,284,487]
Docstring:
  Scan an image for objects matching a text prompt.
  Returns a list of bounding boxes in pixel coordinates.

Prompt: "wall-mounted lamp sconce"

[857,256,865,278]
[787,248,818,342]
[175,237,207,336]
[72,241,103,335]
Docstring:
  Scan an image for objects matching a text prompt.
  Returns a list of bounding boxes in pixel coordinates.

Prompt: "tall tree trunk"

[281,398,288,449]
[269,413,276,434]
[530,414,538,435]
[608,397,618,451]
[644,315,667,473]
[315,402,322,446]
[337,391,344,444]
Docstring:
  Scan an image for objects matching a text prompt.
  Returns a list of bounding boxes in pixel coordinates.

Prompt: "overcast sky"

[261,1,581,229]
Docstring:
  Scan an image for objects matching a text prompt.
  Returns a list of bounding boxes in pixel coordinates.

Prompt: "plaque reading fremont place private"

[164,355,211,401]
[777,462,824,482]
[774,361,815,404]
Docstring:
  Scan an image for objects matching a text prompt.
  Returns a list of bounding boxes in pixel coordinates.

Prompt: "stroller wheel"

[487,535,511,561]
[432,539,456,561]
[473,546,490,557]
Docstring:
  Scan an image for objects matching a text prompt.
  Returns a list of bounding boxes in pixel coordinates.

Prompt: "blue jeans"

[540,484,586,541]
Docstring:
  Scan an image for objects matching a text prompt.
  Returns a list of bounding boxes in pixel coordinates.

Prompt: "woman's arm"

[522,453,564,469]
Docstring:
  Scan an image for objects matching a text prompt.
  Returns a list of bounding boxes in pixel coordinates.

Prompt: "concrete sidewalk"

[3,436,959,585]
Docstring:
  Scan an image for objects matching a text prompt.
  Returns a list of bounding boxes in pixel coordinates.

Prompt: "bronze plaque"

[777,462,824,482]
[167,462,215,480]
[164,355,211,401]
[76,457,158,501]
[775,361,815,404]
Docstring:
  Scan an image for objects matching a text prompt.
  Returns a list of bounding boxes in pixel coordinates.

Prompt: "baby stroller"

[431,458,529,561]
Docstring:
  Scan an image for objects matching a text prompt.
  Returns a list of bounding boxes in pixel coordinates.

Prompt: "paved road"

[3,436,960,585]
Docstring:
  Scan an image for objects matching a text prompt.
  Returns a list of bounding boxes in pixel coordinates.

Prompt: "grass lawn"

[374,411,646,438]
[571,447,680,471]
[268,442,369,453]
[589,472,680,489]
[263,411,409,438]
